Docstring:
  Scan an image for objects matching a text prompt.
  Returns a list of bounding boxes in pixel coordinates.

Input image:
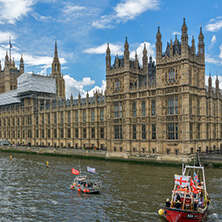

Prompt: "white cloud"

[114,0,159,21]
[172,31,181,36]
[93,0,160,29]
[0,31,16,43]
[210,35,216,46]
[63,5,85,14]
[205,17,222,32]
[84,43,123,55]
[206,44,222,65]
[92,14,115,29]
[130,42,155,64]
[0,43,66,69]
[205,54,220,65]
[0,0,34,24]
[64,74,99,98]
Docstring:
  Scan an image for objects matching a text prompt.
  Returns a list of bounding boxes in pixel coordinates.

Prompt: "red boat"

[159,155,210,222]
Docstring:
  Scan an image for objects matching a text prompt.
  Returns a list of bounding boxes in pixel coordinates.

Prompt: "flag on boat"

[87,166,95,173]
[174,175,190,186]
[71,168,79,175]
[190,178,198,194]
[194,172,200,183]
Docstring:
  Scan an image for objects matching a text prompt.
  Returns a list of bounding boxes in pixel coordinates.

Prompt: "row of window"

[0,127,105,139]
[0,109,105,126]
[114,97,178,118]
[114,124,177,140]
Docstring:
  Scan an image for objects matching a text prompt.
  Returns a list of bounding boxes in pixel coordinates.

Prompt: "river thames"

[0,152,221,221]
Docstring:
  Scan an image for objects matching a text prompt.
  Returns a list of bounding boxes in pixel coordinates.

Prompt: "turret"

[198,27,205,62]
[5,51,9,68]
[20,54,24,74]
[216,75,220,97]
[191,36,195,55]
[181,18,188,58]
[156,26,162,63]
[70,93,73,105]
[208,74,212,96]
[170,39,173,57]
[135,51,139,72]
[124,37,130,71]
[51,41,65,98]
[143,44,148,74]
[86,91,89,104]
[78,92,81,104]
[106,43,111,75]
[52,41,61,77]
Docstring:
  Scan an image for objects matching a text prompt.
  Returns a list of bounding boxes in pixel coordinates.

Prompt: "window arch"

[168,68,175,82]
[115,79,120,90]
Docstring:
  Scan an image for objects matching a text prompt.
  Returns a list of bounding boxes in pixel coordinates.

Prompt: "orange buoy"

[77,188,81,192]
[71,186,73,189]
[83,189,87,193]
[87,189,90,193]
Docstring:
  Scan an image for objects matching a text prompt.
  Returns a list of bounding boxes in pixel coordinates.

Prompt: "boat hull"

[162,206,208,222]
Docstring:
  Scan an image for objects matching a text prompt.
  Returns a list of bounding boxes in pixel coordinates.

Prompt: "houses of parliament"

[0,19,221,157]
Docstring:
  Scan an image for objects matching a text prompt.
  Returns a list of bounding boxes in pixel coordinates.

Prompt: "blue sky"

[0,0,222,98]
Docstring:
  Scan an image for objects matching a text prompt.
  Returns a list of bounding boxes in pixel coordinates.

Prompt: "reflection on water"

[0,153,221,221]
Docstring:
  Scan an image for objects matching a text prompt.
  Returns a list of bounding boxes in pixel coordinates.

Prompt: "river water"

[0,152,221,222]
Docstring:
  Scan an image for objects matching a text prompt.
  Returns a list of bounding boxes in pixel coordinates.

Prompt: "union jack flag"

[194,172,200,183]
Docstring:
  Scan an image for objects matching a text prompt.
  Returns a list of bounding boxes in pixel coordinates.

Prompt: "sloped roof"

[17,72,56,95]
[0,90,20,106]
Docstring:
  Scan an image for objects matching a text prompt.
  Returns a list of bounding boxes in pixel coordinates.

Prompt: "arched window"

[115,79,120,90]
[168,69,175,82]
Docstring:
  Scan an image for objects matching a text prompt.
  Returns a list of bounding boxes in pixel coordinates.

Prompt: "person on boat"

[166,198,171,207]
[173,192,181,202]
[193,199,199,210]
[175,200,181,209]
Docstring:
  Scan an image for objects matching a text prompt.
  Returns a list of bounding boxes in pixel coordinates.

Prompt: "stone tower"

[51,41,65,98]
[0,50,24,94]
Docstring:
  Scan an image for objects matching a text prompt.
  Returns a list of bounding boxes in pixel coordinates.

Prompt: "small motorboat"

[158,154,210,222]
[70,167,102,194]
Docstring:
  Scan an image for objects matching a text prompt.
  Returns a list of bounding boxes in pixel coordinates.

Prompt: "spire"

[181,18,188,57]
[156,26,161,40]
[208,73,212,88]
[86,91,89,103]
[216,75,219,90]
[170,39,173,57]
[106,42,110,55]
[143,43,148,73]
[182,18,188,35]
[191,36,195,54]
[174,35,178,44]
[54,41,58,58]
[106,42,111,74]
[198,26,205,62]
[135,51,139,71]
[156,26,162,63]
[52,41,61,77]
[124,37,130,71]
[124,37,129,52]
[70,93,73,103]
[20,54,24,63]
[78,92,81,104]
[19,54,24,74]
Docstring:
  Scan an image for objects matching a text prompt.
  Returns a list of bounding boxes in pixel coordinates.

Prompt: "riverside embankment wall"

[0,146,222,167]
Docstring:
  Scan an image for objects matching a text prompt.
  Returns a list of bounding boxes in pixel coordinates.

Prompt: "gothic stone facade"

[0,19,222,156]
